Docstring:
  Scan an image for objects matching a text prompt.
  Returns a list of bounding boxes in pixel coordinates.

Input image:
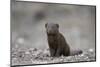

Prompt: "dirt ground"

[11,48,96,66]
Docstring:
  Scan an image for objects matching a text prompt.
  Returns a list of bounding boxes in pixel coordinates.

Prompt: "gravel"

[11,48,96,66]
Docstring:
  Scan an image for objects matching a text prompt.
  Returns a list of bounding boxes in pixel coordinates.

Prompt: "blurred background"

[11,0,96,50]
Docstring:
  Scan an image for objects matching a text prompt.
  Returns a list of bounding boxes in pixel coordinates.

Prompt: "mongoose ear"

[45,23,47,28]
[56,24,59,28]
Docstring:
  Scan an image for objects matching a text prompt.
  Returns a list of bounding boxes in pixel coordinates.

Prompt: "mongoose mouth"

[47,33,57,36]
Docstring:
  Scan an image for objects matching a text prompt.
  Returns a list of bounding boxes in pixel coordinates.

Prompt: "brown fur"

[45,23,82,57]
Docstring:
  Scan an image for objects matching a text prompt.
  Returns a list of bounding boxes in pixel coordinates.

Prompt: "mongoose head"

[45,23,59,35]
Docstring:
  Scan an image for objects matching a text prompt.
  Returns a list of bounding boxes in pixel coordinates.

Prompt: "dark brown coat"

[45,23,82,57]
